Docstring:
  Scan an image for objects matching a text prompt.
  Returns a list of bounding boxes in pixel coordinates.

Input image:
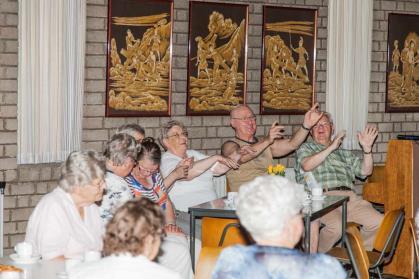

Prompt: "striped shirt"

[295,141,366,190]
[125,172,168,210]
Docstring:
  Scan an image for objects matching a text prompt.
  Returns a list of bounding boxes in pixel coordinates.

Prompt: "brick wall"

[0,0,418,255]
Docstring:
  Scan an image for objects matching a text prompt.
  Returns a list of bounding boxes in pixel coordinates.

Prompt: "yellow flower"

[267,164,286,176]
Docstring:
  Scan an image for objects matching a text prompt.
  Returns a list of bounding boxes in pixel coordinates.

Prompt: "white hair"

[236,175,305,242]
[59,150,106,192]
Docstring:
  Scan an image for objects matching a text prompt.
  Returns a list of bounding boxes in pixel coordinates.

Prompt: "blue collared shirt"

[213,245,346,279]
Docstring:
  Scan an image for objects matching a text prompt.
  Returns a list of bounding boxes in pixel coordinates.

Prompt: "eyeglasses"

[166,131,188,139]
[312,122,331,129]
[232,116,256,121]
[138,164,159,175]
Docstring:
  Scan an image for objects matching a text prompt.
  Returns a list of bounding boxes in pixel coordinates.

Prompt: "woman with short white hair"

[99,133,139,222]
[116,123,145,143]
[213,175,346,279]
[25,151,106,260]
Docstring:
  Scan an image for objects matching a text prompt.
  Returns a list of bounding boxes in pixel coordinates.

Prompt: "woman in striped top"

[125,137,193,279]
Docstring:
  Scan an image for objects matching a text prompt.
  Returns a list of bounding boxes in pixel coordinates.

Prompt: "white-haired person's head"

[116,124,145,143]
[236,175,305,246]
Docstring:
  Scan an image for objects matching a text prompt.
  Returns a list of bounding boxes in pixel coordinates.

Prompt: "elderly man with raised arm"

[295,112,383,253]
[226,103,323,191]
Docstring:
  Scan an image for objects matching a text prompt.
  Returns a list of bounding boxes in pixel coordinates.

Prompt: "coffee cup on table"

[312,187,323,197]
[14,241,33,259]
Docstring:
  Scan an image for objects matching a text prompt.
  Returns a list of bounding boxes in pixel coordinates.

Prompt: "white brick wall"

[0,0,418,255]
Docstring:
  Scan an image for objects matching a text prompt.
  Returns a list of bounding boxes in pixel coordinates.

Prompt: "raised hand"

[268,122,285,143]
[180,157,194,169]
[303,103,323,129]
[330,130,346,151]
[173,164,189,180]
[357,125,378,152]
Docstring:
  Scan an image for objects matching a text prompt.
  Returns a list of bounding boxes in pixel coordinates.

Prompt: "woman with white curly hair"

[213,175,346,279]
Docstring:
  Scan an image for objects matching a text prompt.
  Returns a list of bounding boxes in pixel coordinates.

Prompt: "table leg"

[341,200,347,243]
[190,212,196,272]
[304,214,311,252]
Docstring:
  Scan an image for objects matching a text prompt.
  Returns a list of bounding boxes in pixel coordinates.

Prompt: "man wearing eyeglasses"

[294,112,383,253]
[226,103,323,192]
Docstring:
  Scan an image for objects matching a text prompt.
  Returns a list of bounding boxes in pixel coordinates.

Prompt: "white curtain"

[18,0,86,164]
[326,0,373,150]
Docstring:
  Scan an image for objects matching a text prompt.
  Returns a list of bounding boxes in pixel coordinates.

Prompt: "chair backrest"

[408,218,419,268]
[201,217,248,247]
[195,247,223,279]
[345,225,370,279]
[372,209,405,264]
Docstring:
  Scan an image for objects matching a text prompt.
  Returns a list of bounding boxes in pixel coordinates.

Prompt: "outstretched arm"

[271,103,323,157]
[358,125,378,176]
[188,155,239,178]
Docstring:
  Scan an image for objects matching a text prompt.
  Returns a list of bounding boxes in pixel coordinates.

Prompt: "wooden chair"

[328,209,405,279]
[195,247,223,279]
[345,225,370,279]
[362,165,385,204]
[201,217,249,247]
[408,218,419,277]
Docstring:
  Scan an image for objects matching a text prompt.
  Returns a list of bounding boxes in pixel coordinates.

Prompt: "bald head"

[230,105,253,118]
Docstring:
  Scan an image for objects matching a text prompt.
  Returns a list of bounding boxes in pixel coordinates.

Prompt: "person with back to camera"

[115,123,145,143]
[213,175,346,279]
[69,198,181,279]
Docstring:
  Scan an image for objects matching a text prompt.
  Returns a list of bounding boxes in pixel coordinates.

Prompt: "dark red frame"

[186,1,249,116]
[105,0,173,117]
[260,5,317,115]
[385,13,419,113]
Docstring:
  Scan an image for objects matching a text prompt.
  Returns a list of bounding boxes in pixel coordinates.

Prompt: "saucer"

[10,253,40,264]
[311,195,325,201]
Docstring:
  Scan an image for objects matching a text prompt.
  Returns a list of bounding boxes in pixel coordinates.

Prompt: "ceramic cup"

[84,250,101,262]
[14,241,33,259]
[312,200,324,211]
[311,187,323,197]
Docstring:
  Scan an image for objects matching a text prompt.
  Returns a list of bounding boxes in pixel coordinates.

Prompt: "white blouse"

[25,187,104,260]
[69,254,181,279]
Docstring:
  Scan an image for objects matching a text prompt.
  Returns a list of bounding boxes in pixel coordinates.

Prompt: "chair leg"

[375,267,382,279]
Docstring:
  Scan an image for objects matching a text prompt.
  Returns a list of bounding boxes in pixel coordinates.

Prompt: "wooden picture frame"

[106,0,173,117]
[260,6,317,115]
[186,1,248,116]
[385,13,419,113]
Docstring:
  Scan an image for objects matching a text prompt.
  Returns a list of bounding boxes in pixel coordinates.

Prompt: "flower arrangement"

[267,164,286,177]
